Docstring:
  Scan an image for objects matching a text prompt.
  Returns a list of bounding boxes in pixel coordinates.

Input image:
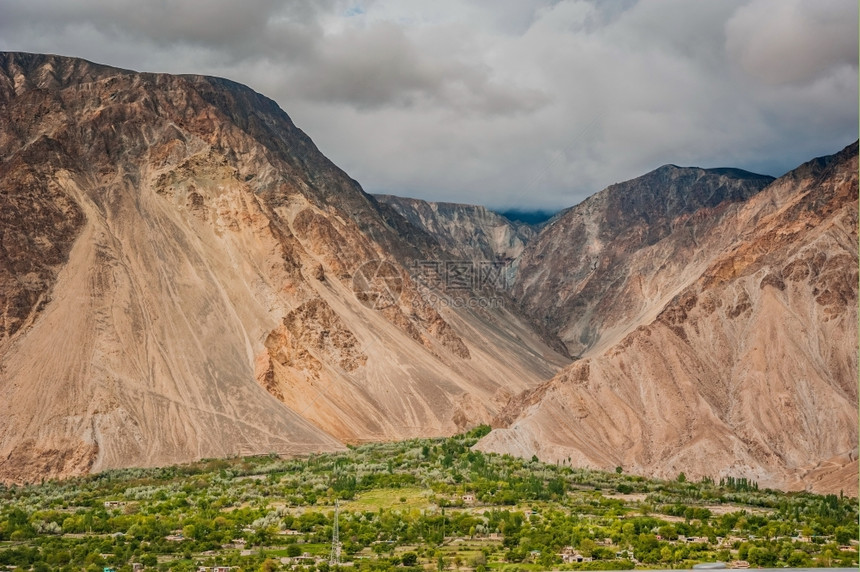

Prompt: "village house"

[559,546,592,564]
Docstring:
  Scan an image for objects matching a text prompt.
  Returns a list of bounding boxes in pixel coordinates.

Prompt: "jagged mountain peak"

[601,163,775,213]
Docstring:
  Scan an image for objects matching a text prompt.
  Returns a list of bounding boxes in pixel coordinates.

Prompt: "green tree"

[835,526,855,545]
[579,538,596,557]
[787,550,811,567]
[660,546,673,564]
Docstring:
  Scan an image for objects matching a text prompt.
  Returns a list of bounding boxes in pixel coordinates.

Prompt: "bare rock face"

[0,52,566,482]
[478,143,859,494]
[375,195,536,262]
[511,165,775,357]
[0,139,86,340]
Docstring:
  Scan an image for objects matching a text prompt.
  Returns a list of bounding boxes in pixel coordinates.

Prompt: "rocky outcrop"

[0,52,566,482]
[477,143,859,494]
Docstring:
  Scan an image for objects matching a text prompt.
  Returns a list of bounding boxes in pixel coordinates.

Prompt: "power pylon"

[330,499,341,566]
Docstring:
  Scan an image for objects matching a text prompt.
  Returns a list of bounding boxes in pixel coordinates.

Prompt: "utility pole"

[330,499,341,566]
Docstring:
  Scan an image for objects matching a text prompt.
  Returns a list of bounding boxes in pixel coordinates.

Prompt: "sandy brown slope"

[0,52,566,482]
[478,143,859,494]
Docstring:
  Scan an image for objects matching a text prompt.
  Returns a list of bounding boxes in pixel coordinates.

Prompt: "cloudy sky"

[1,0,857,210]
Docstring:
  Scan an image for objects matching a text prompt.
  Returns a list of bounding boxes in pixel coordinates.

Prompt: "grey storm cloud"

[0,0,856,210]
[291,22,547,115]
[0,0,331,63]
[288,21,549,113]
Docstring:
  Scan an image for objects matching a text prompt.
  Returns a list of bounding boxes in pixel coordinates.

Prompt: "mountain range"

[0,52,856,494]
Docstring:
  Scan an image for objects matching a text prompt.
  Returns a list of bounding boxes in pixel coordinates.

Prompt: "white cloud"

[0,0,856,209]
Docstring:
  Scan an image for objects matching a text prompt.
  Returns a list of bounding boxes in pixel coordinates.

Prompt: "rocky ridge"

[374,194,536,262]
[508,165,776,357]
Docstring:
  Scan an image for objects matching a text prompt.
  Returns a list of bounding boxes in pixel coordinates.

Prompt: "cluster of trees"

[0,426,857,571]
[719,477,757,492]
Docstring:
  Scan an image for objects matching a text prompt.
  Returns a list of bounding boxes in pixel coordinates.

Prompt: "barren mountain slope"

[0,52,565,482]
[511,166,774,357]
[375,194,536,262]
[478,143,859,494]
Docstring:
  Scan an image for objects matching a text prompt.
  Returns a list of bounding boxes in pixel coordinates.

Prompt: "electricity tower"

[330,499,341,566]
